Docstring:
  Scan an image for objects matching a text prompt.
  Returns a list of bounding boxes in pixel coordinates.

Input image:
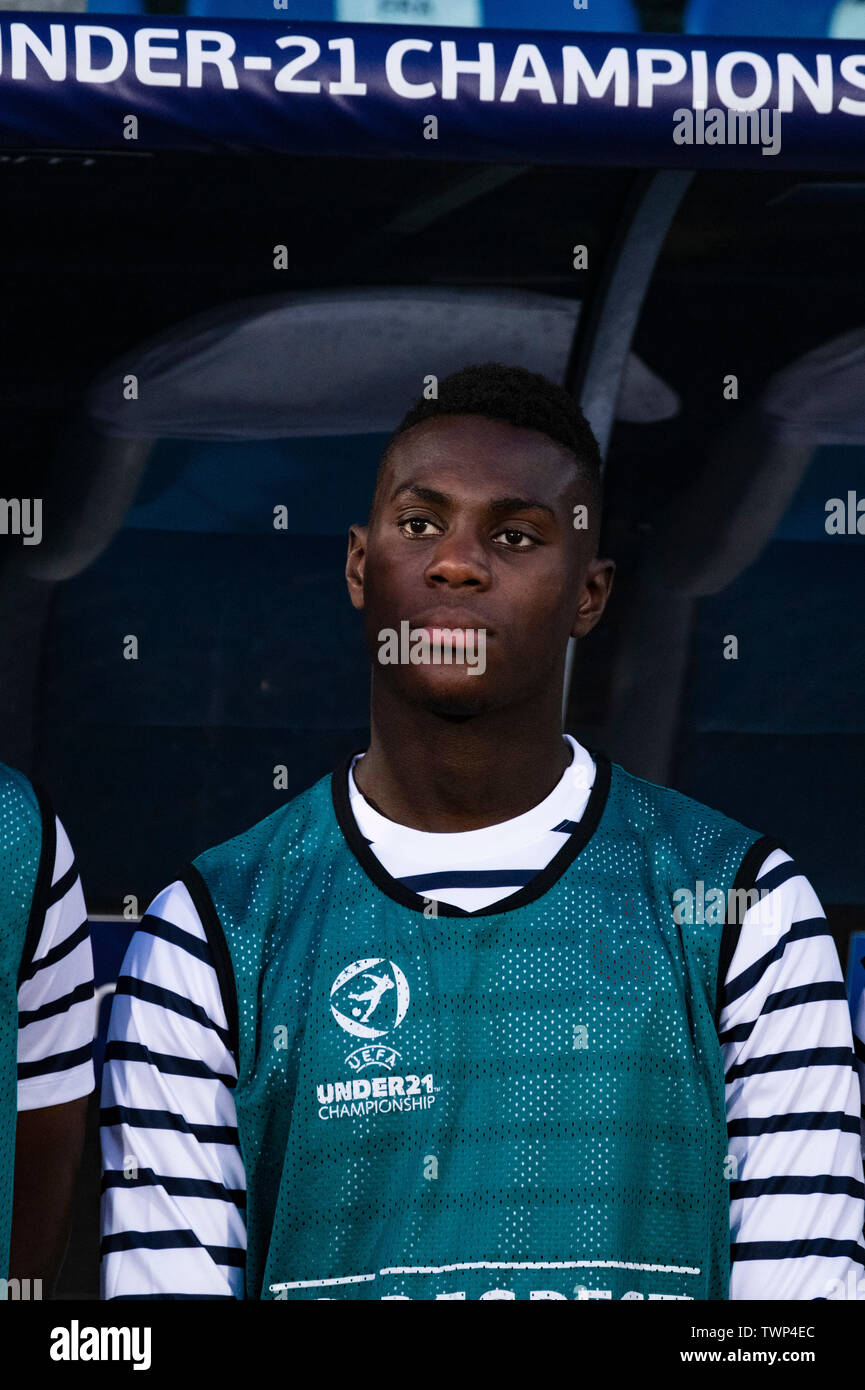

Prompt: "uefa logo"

[330,958,411,1041]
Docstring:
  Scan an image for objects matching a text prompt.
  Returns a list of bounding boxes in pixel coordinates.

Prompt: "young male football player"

[101,363,865,1301]
[1,763,95,1292]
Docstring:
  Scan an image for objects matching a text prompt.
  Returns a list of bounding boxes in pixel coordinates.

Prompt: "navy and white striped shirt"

[100,739,865,1299]
[849,972,865,1171]
[18,814,95,1111]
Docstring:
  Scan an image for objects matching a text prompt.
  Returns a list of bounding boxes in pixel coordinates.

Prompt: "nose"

[424,528,491,588]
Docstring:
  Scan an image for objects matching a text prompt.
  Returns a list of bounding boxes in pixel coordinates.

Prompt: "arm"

[12,814,95,1290]
[100,880,245,1299]
[9,1097,89,1288]
[721,849,865,1300]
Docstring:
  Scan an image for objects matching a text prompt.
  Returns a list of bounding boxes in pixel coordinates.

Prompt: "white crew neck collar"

[348,735,595,855]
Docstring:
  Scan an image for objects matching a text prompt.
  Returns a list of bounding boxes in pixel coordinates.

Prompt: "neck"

[352,680,571,831]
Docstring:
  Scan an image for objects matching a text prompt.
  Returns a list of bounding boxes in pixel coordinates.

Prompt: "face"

[345,413,614,719]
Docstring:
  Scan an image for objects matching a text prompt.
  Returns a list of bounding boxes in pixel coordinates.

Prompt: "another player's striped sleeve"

[17,814,95,1110]
[851,981,865,1166]
[721,848,865,1300]
[99,881,245,1299]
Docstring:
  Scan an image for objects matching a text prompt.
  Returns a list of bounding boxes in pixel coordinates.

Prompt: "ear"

[345,524,368,612]
[570,557,615,640]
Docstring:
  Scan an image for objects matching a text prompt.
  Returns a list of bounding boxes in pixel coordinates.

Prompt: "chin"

[414,678,495,720]
[422,700,487,721]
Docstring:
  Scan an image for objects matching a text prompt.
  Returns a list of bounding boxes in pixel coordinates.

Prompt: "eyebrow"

[389,483,556,519]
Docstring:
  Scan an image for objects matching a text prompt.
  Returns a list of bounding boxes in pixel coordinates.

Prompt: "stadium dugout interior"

[0,6,863,1293]
[5,167,863,957]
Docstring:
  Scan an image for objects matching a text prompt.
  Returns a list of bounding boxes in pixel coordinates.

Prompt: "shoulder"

[0,763,56,913]
[609,758,763,839]
[191,767,336,882]
[0,760,35,796]
[0,759,42,828]
[606,758,781,889]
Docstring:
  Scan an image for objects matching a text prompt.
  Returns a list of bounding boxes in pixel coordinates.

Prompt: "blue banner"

[1,14,865,167]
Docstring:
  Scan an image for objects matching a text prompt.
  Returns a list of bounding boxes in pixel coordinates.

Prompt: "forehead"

[382,414,578,502]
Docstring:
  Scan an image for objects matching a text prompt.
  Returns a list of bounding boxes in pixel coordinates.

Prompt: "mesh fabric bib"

[187,752,775,1302]
[0,764,50,1280]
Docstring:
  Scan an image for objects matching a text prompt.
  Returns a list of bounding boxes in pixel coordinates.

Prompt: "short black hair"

[379,361,604,517]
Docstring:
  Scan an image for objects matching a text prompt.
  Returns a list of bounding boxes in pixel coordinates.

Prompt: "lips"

[409,612,495,636]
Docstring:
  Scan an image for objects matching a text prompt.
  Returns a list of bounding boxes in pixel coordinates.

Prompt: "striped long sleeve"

[18,814,95,1111]
[720,848,865,1299]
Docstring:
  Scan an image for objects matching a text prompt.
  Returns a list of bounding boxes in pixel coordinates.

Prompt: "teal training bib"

[187,752,775,1302]
[0,764,49,1281]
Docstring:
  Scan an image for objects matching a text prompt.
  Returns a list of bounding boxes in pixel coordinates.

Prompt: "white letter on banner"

[10,23,66,81]
[777,52,833,113]
[186,30,237,88]
[327,38,367,96]
[562,46,629,104]
[386,37,435,98]
[75,27,127,83]
[691,49,708,108]
[636,48,688,107]
[840,54,865,113]
[440,40,495,101]
[714,51,773,110]
[500,44,556,103]
[134,28,181,87]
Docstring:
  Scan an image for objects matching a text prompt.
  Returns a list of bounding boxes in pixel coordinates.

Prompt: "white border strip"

[271,1272,377,1289]
[270,1258,700,1290]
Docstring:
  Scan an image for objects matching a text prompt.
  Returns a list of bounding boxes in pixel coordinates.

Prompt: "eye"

[398,515,442,538]
[494,528,538,549]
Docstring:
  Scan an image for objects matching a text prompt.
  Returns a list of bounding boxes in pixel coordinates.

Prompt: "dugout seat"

[184,0,641,31]
[684,0,865,37]
[658,328,865,904]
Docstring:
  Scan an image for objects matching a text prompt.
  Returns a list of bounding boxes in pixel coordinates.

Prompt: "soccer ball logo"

[330,958,410,1040]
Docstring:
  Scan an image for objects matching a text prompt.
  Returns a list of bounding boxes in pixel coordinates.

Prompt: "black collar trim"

[330,745,612,920]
